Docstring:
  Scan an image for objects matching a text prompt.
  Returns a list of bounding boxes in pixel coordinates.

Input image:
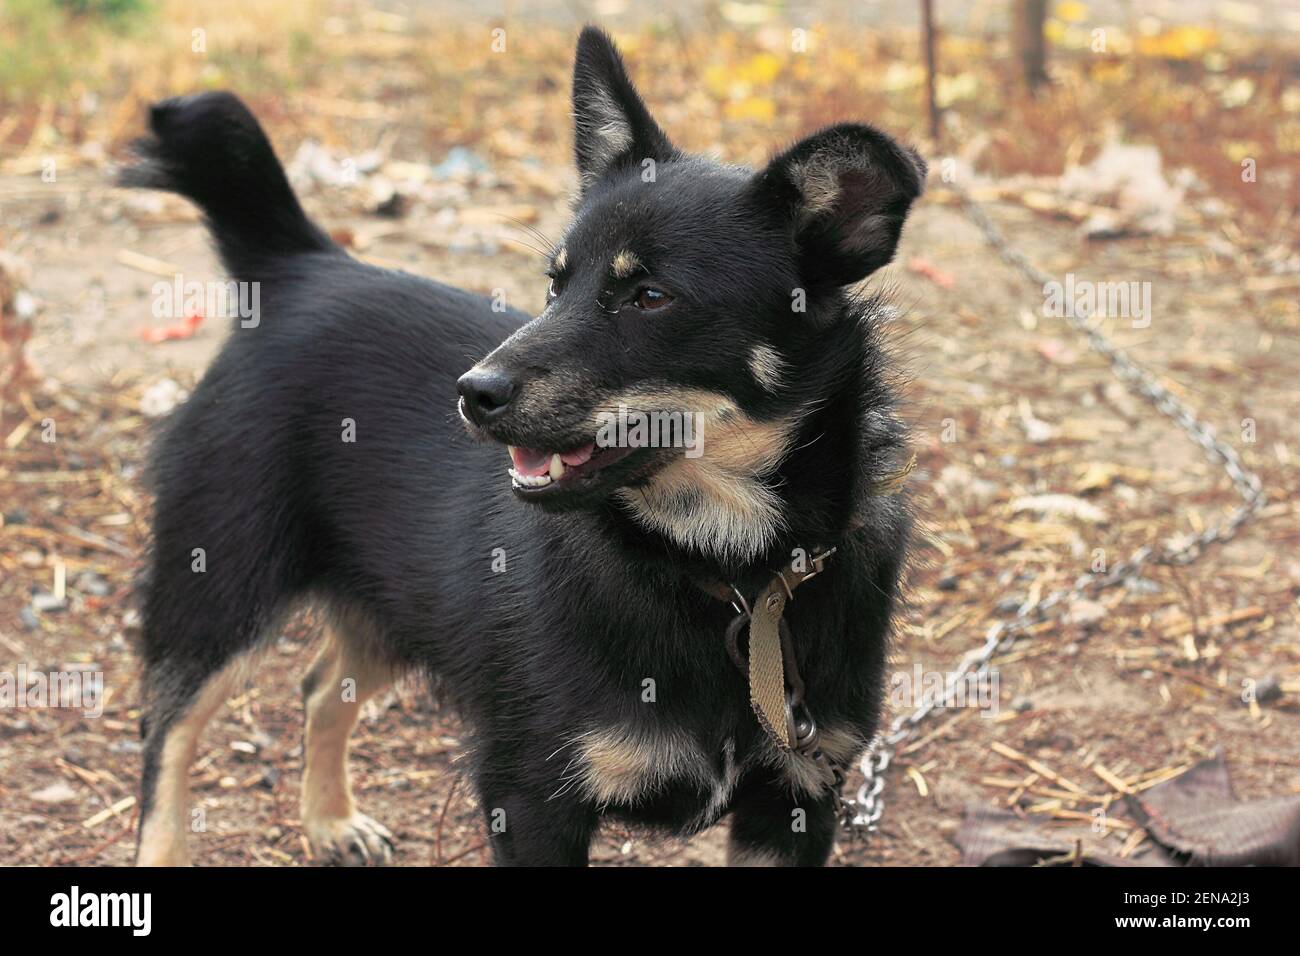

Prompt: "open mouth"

[506,442,636,494]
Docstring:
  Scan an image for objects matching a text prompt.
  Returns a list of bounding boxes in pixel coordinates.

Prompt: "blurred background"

[0,0,1297,866]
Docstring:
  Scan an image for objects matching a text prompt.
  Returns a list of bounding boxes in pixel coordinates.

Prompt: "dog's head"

[459,27,924,561]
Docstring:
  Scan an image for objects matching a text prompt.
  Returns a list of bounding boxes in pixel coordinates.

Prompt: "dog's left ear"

[751,124,927,290]
[572,26,677,192]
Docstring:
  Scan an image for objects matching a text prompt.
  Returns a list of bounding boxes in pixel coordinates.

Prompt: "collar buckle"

[802,545,838,584]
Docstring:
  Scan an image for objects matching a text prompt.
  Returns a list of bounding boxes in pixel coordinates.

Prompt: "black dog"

[125,27,924,866]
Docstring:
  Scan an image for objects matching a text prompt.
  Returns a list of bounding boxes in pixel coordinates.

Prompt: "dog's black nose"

[457,368,517,424]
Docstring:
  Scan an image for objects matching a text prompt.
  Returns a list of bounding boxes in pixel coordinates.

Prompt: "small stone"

[30,592,66,614]
[74,571,111,597]
[139,378,189,418]
[996,595,1024,614]
[368,177,409,218]
[19,607,39,631]
[1253,676,1283,705]
[3,509,28,525]
[13,289,39,319]
[937,574,958,592]
[1066,598,1108,627]
[429,145,490,181]
[1011,696,1033,713]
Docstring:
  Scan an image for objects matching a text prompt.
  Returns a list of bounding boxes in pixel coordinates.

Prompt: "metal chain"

[842,185,1268,834]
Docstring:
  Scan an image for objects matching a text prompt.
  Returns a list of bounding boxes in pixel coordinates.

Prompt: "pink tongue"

[560,443,596,466]
[510,442,596,477]
[509,446,551,477]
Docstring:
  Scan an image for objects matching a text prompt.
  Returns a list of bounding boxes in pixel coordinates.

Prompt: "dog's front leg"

[726,775,839,867]
[475,773,598,866]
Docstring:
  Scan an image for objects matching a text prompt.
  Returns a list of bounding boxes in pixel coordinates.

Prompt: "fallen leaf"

[139,307,203,344]
[908,256,956,288]
[1010,493,1109,524]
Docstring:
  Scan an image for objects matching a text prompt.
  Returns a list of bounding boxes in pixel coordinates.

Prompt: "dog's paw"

[303,813,395,866]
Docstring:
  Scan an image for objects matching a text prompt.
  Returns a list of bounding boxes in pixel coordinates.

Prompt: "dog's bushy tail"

[119,92,336,276]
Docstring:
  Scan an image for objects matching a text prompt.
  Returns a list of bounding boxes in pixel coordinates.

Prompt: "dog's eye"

[632,287,673,311]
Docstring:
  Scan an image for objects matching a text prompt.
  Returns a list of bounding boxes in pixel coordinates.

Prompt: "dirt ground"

[1,4,1298,866]
[2,149,1296,867]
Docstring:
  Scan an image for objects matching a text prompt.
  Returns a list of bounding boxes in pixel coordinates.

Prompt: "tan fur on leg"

[300,619,397,865]
[136,659,246,866]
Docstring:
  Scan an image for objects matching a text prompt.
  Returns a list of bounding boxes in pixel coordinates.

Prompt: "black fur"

[128,27,924,866]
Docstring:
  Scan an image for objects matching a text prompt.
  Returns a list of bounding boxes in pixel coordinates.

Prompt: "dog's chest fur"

[555,718,865,829]
[469,513,891,832]
[555,723,740,828]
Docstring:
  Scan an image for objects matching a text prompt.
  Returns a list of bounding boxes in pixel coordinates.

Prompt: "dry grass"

[2,1,1296,231]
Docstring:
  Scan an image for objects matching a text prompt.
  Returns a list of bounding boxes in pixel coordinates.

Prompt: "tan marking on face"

[619,459,786,562]
[602,386,797,562]
[597,387,793,472]
[748,344,787,392]
[137,657,249,866]
[554,246,568,272]
[610,249,642,279]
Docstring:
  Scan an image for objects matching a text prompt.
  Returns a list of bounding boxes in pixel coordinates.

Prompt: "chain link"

[841,186,1267,834]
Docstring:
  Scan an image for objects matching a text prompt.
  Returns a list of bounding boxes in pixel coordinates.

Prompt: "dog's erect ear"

[751,124,927,290]
[572,26,677,191]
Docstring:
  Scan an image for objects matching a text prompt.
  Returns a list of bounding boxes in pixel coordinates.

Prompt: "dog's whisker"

[502,234,552,259]
[497,213,557,256]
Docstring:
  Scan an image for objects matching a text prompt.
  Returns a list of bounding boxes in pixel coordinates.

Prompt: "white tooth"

[511,470,553,488]
[549,453,565,481]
